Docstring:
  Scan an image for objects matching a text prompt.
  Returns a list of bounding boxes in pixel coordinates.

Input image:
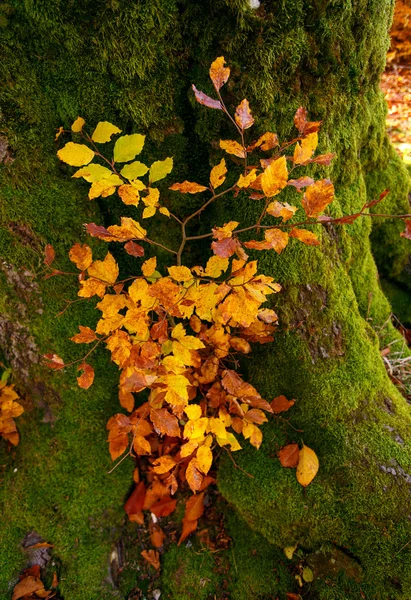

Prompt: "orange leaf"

[12,576,45,600]
[184,491,205,521]
[401,219,411,240]
[77,363,94,389]
[178,517,198,546]
[44,244,55,266]
[170,181,208,194]
[209,56,230,91]
[294,107,321,135]
[44,353,65,370]
[220,139,246,159]
[261,156,288,197]
[192,85,222,110]
[264,228,289,254]
[235,99,254,130]
[248,132,278,152]
[152,455,177,474]
[150,523,166,548]
[70,326,97,344]
[69,243,93,271]
[150,495,177,517]
[277,443,300,468]
[296,445,319,487]
[210,158,227,189]
[124,481,146,515]
[270,395,295,413]
[290,228,320,246]
[142,256,157,277]
[302,179,334,217]
[287,176,314,190]
[293,132,318,165]
[141,549,160,570]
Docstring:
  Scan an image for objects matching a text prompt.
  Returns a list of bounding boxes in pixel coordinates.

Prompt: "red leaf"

[124,241,145,257]
[44,353,65,370]
[85,222,113,239]
[270,395,295,413]
[211,237,238,258]
[125,481,146,515]
[277,443,300,468]
[192,85,222,110]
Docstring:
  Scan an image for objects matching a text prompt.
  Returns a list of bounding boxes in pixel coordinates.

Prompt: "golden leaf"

[169,181,208,193]
[167,266,193,282]
[267,200,297,222]
[88,252,119,285]
[205,255,229,278]
[57,142,94,167]
[264,228,289,254]
[219,139,246,159]
[71,116,85,132]
[209,56,230,91]
[302,179,334,217]
[72,163,112,182]
[186,458,204,492]
[210,158,227,189]
[293,132,318,165]
[290,228,320,246]
[152,455,177,474]
[249,132,278,152]
[69,243,93,271]
[237,169,257,188]
[296,444,319,487]
[70,326,97,344]
[118,184,140,206]
[196,445,213,475]
[91,121,121,143]
[142,257,157,277]
[261,156,288,197]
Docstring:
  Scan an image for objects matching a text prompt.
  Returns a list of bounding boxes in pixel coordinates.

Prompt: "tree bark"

[1,1,410,598]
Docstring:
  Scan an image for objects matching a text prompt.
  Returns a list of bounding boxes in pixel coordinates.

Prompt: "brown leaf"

[235,99,254,130]
[124,241,145,257]
[209,56,230,91]
[287,176,314,190]
[77,362,94,389]
[294,107,321,135]
[186,458,204,493]
[192,85,222,110]
[277,443,300,468]
[150,408,181,438]
[150,523,166,548]
[44,244,55,266]
[302,179,334,218]
[270,395,295,413]
[248,132,278,152]
[141,549,160,570]
[124,481,146,515]
[286,594,302,600]
[178,517,199,546]
[12,576,45,600]
[170,181,208,194]
[309,152,336,166]
[184,491,205,521]
[44,353,65,370]
[400,219,411,240]
[84,222,114,240]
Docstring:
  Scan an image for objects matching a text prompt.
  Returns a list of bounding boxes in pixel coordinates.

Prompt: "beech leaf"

[296,444,319,487]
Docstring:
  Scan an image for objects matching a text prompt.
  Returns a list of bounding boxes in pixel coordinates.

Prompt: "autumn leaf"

[209,56,230,91]
[69,243,93,270]
[150,523,166,548]
[278,443,300,468]
[124,241,144,257]
[270,395,295,413]
[248,132,278,152]
[70,326,97,344]
[290,228,320,246]
[204,255,229,278]
[92,121,121,143]
[124,481,146,515]
[118,184,140,206]
[142,257,157,277]
[149,157,173,183]
[261,156,288,197]
[120,161,149,179]
[178,491,205,545]
[150,408,180,437]
[220,139,246,159]
[71,116,85,132]
[192,85,222,110]
[73,163,113,182]
[294,107,321,135]
[114,133,145,162]
[12,576,46,600]
[400,219,411,240]
[88,252,119,285]
[44,244,55,266]
[44,353,65,370]
[77,363,94,389]
[141,549,160,570]
[267,201,297,222]
[210,158,227,189]
[302,179,334,217]
[196,445,213,474]
[186,458,204,492]
[167,265,193,282]
[237,169,257,188]
[235,99,254,130]
[293,132,318,165]
[150,495,177,517]
[170,181,208,193]
[287,176,314,190]
[152,455,177,474]
[296,444,319,487]
[57,142,94,166]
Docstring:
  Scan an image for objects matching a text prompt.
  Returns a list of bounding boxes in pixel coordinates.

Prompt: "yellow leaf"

[205,256,229,278]
[142,257,157,277]
[219,139,246,159]
[209,56,230,91]
[249,132,278,151]
[159,206,170,217]
[78,278,106,298]
[207,417,227,439]
[107,217,147,241]
[114,133,145,162]
[120,161,149,179]
[293,132,318,165]
[237,169,257,188]
[88,252,119,285]
[71,116,85,132]
[143,206,157,219]
[264,228,289,254]
[169,181,207,193]
[149,157,173,183]
[210,158,227,189]
[73,164,113,182]
[118,184,140,206]
[92,121,122,143]
[184,417,208,440]
[261,156,288,197]
[185,405,202,421]
[167,266,193,282]
[196,445,213,475]
[284,545,297,559]
[57,142,94,167]
[296,444,319,487]
[89,174,123,200]
[181,440,199,457]
[55,126,64,141]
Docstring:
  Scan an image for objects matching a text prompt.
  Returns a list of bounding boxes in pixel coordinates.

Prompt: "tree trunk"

[1,1,410,598]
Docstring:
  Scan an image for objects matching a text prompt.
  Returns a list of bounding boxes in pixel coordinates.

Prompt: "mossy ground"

[1,0,411,598]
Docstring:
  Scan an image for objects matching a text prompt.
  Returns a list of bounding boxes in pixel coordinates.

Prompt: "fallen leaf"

[77,363,94,389]
[12,576,45,600]
[270,395,295,413]
[278,444,300,468]
[141,549,160,570]
[296,444,319,487]
[124,481,146,515]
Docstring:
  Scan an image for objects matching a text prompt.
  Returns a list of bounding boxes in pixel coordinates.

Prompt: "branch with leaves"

[45,57,410,552]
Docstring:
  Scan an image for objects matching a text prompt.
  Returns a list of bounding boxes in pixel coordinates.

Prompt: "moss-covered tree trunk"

[1,1,410,598]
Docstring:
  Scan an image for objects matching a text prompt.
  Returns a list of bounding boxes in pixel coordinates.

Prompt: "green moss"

[381,278,411,326]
